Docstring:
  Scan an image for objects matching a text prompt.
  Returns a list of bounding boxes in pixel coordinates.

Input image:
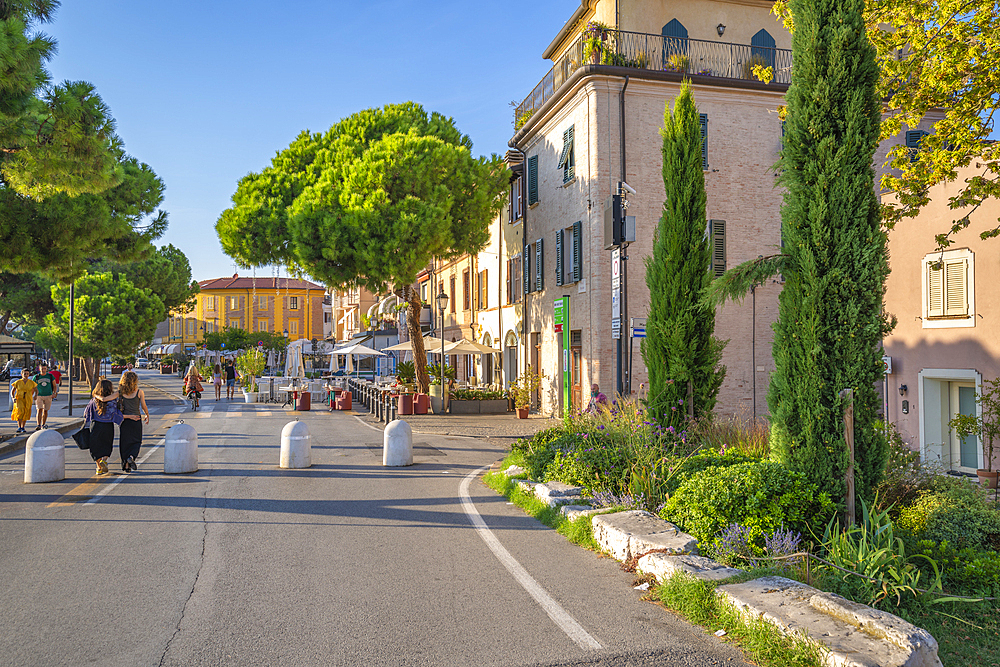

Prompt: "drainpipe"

[506,146,528,389]
[618,75,630,398]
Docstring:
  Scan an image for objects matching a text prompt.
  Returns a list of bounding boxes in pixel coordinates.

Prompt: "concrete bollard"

[280,420,311,469]
[383,419,413,467]
[164,422,198,474]
[24,429,66,483]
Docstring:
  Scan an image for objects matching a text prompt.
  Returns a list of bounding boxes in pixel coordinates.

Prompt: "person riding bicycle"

[183,365,205,410]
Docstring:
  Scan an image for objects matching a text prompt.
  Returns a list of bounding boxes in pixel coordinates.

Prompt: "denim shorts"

[226,378,236,387]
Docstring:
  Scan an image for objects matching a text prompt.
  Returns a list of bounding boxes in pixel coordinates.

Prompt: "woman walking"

[10,368,36,434]
[212,363,223,401]
[116,370,149,472]
[84,379,124,475]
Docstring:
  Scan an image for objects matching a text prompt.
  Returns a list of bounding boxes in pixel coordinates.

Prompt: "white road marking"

[459,466,602,651]
[84,439,164,505]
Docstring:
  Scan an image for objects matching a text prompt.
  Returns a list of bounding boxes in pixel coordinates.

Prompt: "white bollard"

[280,420,311,469]
[164,422,198,474]
[24,429,66,483]
[383,419,413,467]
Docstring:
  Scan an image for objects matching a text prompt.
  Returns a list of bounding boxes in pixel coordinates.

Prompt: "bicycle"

[187,389,201,411]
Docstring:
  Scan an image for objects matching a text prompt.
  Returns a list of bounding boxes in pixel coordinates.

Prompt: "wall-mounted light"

[717,23,726,37]
[898,384,908,396]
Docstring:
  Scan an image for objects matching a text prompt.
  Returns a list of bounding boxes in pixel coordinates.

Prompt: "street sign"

[611,247,621,333]
[554,298,565,333]
[882,355,892,374]
[612,318,621,339]
[631,317,647,338]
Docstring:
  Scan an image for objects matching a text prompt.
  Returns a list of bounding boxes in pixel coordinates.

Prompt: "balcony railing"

[514,29,792,129]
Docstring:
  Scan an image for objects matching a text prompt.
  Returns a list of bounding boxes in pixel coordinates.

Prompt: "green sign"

[555,296,570,416]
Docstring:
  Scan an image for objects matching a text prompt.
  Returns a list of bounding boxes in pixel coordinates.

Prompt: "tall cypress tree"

[642,82,725,428]
[769,0,890,502]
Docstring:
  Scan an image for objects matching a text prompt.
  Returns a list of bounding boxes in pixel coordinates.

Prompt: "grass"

[651,571,825,667]
[899,603,1000,666]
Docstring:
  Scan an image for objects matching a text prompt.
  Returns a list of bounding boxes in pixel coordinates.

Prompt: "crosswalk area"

[148,403,284,418]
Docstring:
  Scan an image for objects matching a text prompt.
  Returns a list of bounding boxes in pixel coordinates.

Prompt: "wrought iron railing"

[513,29,793,129]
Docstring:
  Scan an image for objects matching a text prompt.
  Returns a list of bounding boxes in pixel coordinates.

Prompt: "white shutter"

[944,258,968,316]
[927,261,944,317]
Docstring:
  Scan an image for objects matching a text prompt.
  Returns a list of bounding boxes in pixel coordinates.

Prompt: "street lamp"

[436,288,449,398]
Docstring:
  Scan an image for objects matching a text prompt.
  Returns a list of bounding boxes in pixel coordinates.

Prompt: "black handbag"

[72,420,92,450]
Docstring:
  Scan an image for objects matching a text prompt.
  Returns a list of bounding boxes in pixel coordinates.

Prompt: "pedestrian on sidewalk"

[115,371,148,472]
[212,363,223,401]
[84,380,124,475]
[9,368,36,434]
[224,359,237,399]
[31,362,58,430]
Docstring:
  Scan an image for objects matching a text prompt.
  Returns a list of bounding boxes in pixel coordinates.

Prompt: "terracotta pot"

[976,469,999,489]
[516,407,529,419]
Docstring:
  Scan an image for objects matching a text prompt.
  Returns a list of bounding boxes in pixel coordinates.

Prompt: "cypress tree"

[769,0,890,502]
[642,82,725,428]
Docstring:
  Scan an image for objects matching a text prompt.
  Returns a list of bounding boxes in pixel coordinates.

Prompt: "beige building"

[502,0,791,416]
[882,165,1000,474]
[330,286,379,342]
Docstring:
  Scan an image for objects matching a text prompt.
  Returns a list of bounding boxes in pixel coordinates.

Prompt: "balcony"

[514,29,792,129]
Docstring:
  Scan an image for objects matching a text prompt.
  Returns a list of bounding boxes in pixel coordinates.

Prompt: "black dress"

[118,393,143,466]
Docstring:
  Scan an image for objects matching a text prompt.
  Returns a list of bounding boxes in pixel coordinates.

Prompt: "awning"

[0,335,34,355]
[162,344,182,354]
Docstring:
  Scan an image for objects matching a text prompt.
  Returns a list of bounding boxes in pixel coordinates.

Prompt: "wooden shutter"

[944,259,968,316]
[906,130,928,162]
[926,262,944,317]
[710,220,726,277]
[555,229,564,286]
[506,260,512,304]
[527,155,539,205]
[535,238,544,291]
[558,126,575,182]
[700,114,709,170]
[482,270,487,309]
[523,245,531,294]
[572,220,583,283]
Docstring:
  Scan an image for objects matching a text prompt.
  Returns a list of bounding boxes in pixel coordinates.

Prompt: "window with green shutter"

[535,238,543,291]
[700,114,709,170]
[555,229,564,286]
[523,244,531,294]
[906,130,928,162]
[572,220,583,282]
[527,155,539,205]
[709,219,726,277]
[558,126,575,183]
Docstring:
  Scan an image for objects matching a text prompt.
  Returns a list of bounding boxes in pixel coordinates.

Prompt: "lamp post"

[436,288,449,400]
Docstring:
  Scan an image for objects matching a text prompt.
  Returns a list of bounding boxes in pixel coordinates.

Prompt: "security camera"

[619,181,636,195]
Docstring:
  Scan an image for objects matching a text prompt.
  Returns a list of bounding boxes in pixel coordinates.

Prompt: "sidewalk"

[2,377,90,456]
[358,407,561,444]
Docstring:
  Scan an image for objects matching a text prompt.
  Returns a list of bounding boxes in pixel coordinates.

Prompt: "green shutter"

[555,230,564,286]
[572,220,583,283]
[523,245,531,294]
[700,114,709,170]
[527,155,539,205]
[906,130,928,162]
[535,238,544,291]
[558,126,575,183]
[710,219,726,277]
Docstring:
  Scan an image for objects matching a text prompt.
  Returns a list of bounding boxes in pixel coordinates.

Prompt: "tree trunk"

[82,357,98,390]
[0,310,10,333]
[402,285,430,394]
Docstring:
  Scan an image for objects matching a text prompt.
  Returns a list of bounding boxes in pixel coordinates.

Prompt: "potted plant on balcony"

[664,53,689,73]
[582,20,611,65]
[510,365,545,419]
[949,377,1000,488]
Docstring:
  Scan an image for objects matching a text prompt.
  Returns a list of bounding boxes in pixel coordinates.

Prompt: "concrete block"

[502,465,527,478]
[592,510,699,562]
[533,481,584,507]
[279,420,311,469]
[638,553,744,583]
[164,422,198,474]
[717,576,942,667]
[23,430,65,483]
[559,505,605,521]
[382,419,413,467]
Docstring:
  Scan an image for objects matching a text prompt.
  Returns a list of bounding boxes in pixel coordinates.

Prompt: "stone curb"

[587,509,943,667]
[0,419,85,458]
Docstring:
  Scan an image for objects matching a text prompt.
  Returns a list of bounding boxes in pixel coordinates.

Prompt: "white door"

[949,382,980,471]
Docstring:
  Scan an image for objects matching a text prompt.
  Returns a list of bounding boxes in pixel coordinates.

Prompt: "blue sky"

[45,0,578,283]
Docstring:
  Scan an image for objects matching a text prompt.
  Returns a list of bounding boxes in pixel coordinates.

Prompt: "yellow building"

[161,274,326,351]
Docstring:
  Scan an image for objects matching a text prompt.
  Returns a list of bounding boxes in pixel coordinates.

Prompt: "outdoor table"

[280,385,306,409]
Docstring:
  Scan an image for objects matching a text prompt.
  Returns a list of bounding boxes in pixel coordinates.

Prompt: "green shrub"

[874,425,938,515]
[897,483,1000,551]
[914,540,1000,597]
[662,461,834,555]
[664,450,754,495]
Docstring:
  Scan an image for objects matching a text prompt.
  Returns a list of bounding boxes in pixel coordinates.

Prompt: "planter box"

[449,399,509,414]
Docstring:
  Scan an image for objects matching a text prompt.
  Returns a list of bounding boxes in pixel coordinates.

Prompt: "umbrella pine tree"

[642,82,725,427]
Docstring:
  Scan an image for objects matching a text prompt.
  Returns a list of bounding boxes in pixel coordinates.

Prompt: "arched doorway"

[481,332,494,387]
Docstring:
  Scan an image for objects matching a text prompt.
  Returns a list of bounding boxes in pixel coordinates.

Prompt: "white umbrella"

[284,344,305,379]
[444,339,498,354]
[329,342,386,375]
[382,336,445,353]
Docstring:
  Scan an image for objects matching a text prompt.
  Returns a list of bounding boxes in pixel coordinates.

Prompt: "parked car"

[135,357,149,369]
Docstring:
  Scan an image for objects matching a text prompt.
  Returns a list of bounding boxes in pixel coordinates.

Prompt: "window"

[420,281,428,303]
[186,319,195,336]
[228,319,240,329]
[923,249,974,328]
[229,296,239,310]
[709,220,726,277]
[258,295,268,310]
[258,319,268,332]
[463,270,470,310]
[510,176,523,222]
[751,29,776,70]
[558,126,575,183]
[524,240,544,292]
[556,221,583,285]
[449,276,456,313]
[906,130,929,162]
[507,255,523,304]
[478,269,488,309]
[662,19,689,61]
[527,155,539,205]
[700,114,709,170]
[290,320,298,335]
[205,296,215,311]
[204,321,213,334]
[289,296,299,310]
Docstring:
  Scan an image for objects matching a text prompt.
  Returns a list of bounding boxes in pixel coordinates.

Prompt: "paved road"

[0,370,748,667]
